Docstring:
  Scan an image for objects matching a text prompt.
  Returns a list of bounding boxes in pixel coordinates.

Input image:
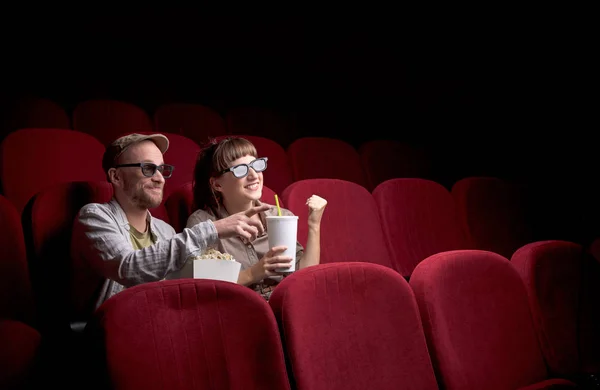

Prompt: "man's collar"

[110,198,157,238]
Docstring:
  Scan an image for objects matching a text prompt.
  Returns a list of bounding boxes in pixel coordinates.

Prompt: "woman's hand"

[307,194,327,228]
[251,245,294,281]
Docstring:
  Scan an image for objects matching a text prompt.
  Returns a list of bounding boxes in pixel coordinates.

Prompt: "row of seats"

[5,98,595,244]
[0,170,551,340]
[0,127,431,213]
[3,174,598,336]
[2,176,599,387]
[86,253,598,389]
[167,176,530,264]
[4,97,301,148]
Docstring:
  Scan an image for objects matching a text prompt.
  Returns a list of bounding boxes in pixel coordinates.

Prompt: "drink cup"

[266,215,298,273]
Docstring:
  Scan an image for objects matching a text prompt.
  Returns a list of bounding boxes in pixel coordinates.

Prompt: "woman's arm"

[299,195,327,269]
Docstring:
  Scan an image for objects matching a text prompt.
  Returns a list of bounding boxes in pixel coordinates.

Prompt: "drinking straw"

[274,194,282,216]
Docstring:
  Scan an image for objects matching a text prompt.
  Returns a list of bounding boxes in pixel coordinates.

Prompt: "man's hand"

[212,204,270,241]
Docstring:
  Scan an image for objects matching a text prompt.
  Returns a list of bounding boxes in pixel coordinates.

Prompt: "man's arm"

[73,204,219,287]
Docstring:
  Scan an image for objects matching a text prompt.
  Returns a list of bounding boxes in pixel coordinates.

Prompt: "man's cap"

[102,133,169,173]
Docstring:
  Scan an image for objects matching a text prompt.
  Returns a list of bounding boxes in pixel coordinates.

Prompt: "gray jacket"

[71,198,219,309]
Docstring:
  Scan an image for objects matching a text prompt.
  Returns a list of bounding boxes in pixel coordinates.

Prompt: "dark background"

[0,9,596,243]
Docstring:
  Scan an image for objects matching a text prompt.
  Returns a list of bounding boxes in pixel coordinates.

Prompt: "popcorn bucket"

[165,257,241,283]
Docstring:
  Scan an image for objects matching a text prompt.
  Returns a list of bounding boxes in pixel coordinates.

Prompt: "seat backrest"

[373,178,469,278]
[511,240,583,376]
[260,184,279,208]
[359,139,432,191]
[0,319,42,389]
[89,279,291,390]
[281,179,392,268]
[153,102,227,141]
[22,181,114,335]
[452,176,532,258]
[287,137,368,188]
[72,99,153,145]
[148,202,170,224]
[269,262,438,390]
[6,96,71,131]
[589,237,600,263]
[410,250,556,390]
[0,128,107,213]
[0,195,35,326]
[164,182,195,233]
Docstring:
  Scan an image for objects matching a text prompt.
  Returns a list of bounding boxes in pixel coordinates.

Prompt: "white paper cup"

[266,215,298,273]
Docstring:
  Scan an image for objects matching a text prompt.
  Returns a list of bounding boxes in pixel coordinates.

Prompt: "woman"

[186,137,327,300]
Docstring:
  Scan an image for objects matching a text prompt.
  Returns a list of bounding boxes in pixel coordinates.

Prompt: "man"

[71,133,269,309]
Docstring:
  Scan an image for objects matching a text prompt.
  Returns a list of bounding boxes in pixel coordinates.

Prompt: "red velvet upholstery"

[0,128,107,213]
[588,237,600,264]
[373,178,469,278]
[164,182,195,233]
[6,97,70,131]
[148,203,170,224]
[269,262,438,390]
[0,319,42,389]
[22,181,113,335]
[260,184,280,209]
[91,279,291,390]
[516,378,578,389]
[72,99,154,145]
[0,195,35,326]
[287,137,368,188]
[281,178,393,268]
[452,176,532,258]
[410,249,576,389]
[511,240,582,376]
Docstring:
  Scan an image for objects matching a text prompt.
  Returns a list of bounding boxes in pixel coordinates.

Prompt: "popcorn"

[192,248,235,261]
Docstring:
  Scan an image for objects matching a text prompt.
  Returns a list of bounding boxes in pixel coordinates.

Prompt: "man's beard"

[128,185,163,209]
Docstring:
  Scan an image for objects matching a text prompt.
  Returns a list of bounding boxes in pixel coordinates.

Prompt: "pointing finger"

[244,204,270,218]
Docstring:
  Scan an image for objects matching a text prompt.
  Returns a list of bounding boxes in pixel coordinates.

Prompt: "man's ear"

[108,168,120,186]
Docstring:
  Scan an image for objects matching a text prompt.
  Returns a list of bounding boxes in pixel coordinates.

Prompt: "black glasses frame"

[220,157,268,178]
[114,163,175,178]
